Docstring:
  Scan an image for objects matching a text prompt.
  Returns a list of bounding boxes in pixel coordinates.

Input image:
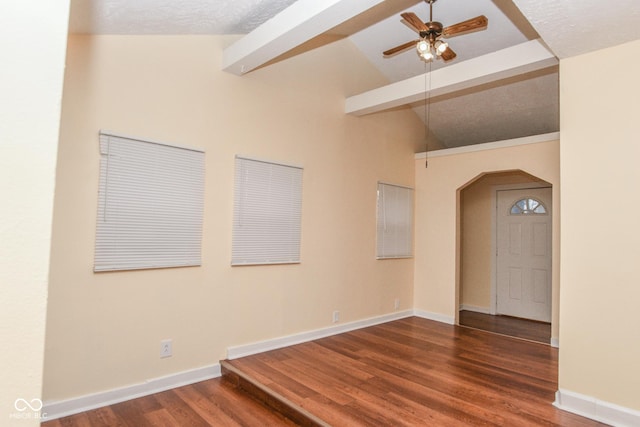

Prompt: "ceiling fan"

[383,0,488,62]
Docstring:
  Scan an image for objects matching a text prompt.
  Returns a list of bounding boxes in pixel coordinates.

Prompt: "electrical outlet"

[160,339,172,358]
[394,298,400,310]
[332,310,340,323]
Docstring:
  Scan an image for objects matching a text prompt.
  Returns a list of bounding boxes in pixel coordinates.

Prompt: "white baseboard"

[554,389,640,427]
[413,309,455,325]
[459,304,492,314]
[42,364,221,421]
[42,310,452,421]
[550,337,559,348]
[227,310,414,359]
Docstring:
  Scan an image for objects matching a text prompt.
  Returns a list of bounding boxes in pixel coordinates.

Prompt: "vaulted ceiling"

[69,0,640,151]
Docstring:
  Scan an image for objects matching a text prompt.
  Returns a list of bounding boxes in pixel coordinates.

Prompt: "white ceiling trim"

[345,39,558,116]
[222,0,385,75]
[415,132,560,158]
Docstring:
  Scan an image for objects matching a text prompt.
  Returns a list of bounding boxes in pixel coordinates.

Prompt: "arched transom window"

[510,197,547,215]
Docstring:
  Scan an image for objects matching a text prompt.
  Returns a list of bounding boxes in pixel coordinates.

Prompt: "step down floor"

[219,317,601,427]
[221,360,329,427]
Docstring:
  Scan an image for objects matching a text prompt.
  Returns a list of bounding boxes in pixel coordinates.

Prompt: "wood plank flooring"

[224,317,604,426]
[459,310,552,344]
[41,377,297,427]
[43,317,606,426]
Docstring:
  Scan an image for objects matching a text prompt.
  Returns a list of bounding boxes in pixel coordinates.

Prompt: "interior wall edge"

[413,309,456,325]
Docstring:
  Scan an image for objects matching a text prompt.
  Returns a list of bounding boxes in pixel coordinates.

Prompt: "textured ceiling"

[512,0,640,59]
[418,68,559,149]
[68,0,640,151]
[69,0,299,34]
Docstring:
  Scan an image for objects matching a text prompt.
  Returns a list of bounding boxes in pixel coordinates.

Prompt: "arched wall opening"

[457,170,554,343]
[413,136,560,345]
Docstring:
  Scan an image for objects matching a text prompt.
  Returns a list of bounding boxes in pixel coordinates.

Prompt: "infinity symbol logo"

[14,398,43,412]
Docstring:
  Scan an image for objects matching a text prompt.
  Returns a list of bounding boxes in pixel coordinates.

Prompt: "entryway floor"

[459,310,551,344]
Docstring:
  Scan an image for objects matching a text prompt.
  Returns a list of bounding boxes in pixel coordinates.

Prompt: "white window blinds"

[94,131,205,272]
[232,156,303,265]
[376,182,413,259]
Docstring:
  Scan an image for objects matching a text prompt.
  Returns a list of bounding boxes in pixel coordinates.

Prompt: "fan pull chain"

[424,60,432,168]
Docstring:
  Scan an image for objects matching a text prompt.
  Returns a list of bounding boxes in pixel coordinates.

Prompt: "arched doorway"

[457,170,553,344]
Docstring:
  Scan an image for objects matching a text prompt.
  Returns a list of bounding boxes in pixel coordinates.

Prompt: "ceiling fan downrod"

[427,0,436,22]
[419,0,443,41]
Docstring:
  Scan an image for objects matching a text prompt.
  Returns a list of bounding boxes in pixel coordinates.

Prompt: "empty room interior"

[2,0,640,426]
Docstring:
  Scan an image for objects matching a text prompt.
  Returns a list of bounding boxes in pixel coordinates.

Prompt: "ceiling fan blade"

[401,18,420,34]
[440,46,457,62]
[383,40,419,57]
[401,12,429,33]
[443,15,488,37]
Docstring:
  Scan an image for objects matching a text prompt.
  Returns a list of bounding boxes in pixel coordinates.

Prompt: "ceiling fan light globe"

[435,40,448,54]
[417,40,430,53]
[421,51,434,61]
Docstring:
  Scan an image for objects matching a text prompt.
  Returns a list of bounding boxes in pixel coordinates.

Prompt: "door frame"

[489,182,552,316]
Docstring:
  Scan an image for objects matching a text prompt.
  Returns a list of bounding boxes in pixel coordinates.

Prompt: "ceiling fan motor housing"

[419,21,443,40]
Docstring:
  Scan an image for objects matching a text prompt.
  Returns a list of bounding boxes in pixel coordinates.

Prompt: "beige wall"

[460,171,544,311]
[0,2,69,424]
[43,35,422,401]
[558,39,640,410]
[414,139,560,339]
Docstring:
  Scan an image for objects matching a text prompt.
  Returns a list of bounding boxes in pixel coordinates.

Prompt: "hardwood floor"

[41,377,297,427]
[43,317,606,426]
[224,317,604,426]
[459,310,552,344]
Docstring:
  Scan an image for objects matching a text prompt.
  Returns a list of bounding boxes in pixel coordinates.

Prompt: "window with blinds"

[376,182,413,259]
[232,156,303,266]
[94,131,205,272]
